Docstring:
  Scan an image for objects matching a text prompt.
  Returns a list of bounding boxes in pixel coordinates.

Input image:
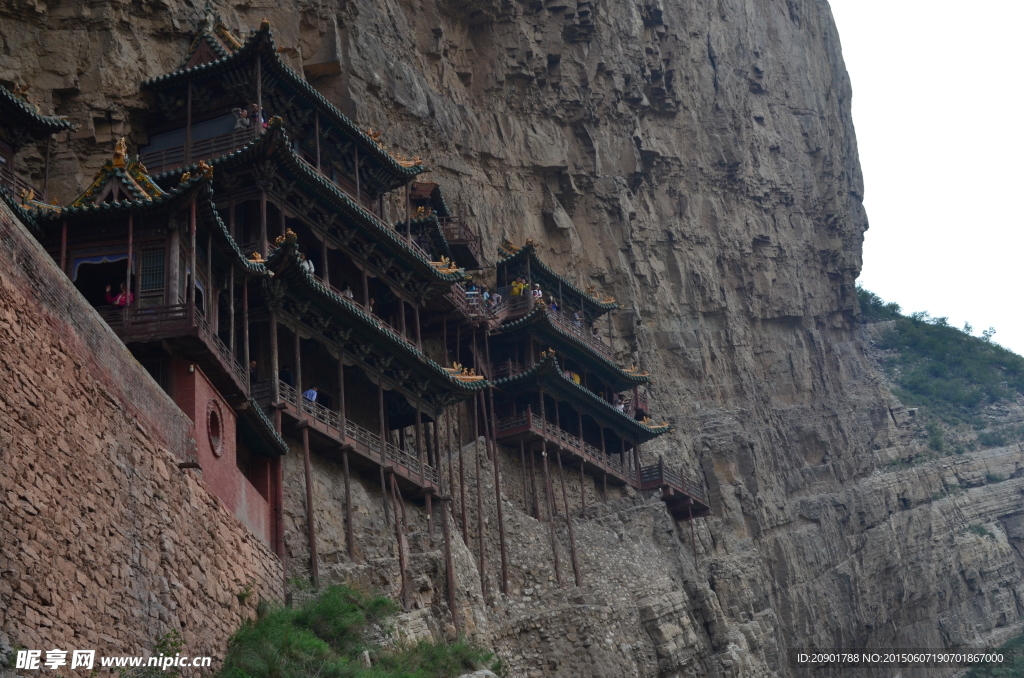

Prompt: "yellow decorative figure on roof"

[198,160,214,179]
[249,252,265,263]
[112,137,128,168]
[179,171,191,183]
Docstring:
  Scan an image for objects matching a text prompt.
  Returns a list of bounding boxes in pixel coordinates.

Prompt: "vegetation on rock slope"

[858,287,1024,430]
[215,586,500,678]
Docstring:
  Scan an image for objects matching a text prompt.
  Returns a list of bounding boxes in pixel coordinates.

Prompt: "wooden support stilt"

[388,473,409,610]
[541,441,562,586]
[415,404,424,484]
[520,439,528,514]
[458,406,468,546]
[259,190,268,258]
[529,444,540,520]
[425,493,433,541]
[557,451,580,586]
[378,383,390,525]
[473,395,487,599]
[242,277,250,389]
[580,461,586,518]
[439,463,460,635]
[485,386,509,595]
[301,425,319,586]
[343,449,355,561]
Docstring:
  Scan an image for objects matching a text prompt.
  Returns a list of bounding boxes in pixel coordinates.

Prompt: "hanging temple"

[0,17,709,610]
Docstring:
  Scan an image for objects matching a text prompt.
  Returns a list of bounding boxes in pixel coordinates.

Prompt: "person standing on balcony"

[249,103,266,129]
[511,278,525,296]
[341,285,355,300]
[105,283,133,307]
[573,310,583,327]
[249,360,258,384]
[532,283,543,302]
[299,252,314,275]
[303,385,318,403]
[280,366,294,387]
[232,107,250,130]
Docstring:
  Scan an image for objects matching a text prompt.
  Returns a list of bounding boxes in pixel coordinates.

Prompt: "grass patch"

[858,287,1024,427]
[218,585,500,678]
[967,524,996,540]
[964,631,1024,677]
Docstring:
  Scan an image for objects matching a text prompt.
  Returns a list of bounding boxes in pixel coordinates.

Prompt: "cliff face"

[4,0,1024,677]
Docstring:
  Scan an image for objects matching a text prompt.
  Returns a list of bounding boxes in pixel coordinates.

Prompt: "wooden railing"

[492,359,525,381]
[448,284,507,324]
[276,379,438,484]
[547,308,613,358]
[309,274,416,350]
[139,129,254,174]
[496,409,637,482]
[438,216,482,262]
[0,164,33,198]
[98,302,247,389]
[640,459,706,503]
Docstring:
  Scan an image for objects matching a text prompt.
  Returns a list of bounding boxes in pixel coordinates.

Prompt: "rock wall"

[0,202,283,672]
[3,0,1024,676]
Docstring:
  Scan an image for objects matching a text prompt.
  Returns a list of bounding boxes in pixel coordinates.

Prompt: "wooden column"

[557,451,580,586]
[229,267,236,358]
[242,278,250,389]
[485,329,508,594]
[414,304,422,350]
[399,295,407,338]
[206,230,213,329]
[529,440,540,520]
[255,54,262,141]
[362,267,370,310]
[520,439,528,514]
[338,358,346,434]
[259,190,268,258]
[473,394,487,598]
[275,456,286,569]
[415,403,424,484]
[457,405,468,545]
[440,478,460,634]
[377,382,390,527]
[388,473,409,610]
[634,440,642,482]
[188,198,197,324]
[185,81,193,163]
[301,424,319,586]
[343,449,356,561]
[269,310,281,423]
[59,219,67,274]
[314,111,321,172]
[539,391,562,585]
[125,213,134,312]
[321,234,329,285]
[294,323,303,402]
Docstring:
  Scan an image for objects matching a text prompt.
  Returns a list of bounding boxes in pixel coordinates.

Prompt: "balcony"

[98,302,248,398]
[139,129,255,174]
[259,379,439,492]
[0,163,34,199]
[438,217,482,270]
[495,408,638,485]
[309,273,417,351]
[639,459,711,519]
[546,308,613,359]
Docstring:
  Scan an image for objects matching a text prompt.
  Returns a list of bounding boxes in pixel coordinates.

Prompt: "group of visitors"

[104,282,134,307]
[232,104,268,131]
[465,283,503,312]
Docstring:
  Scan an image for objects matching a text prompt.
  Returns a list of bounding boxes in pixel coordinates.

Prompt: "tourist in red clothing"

[105,283,134,307]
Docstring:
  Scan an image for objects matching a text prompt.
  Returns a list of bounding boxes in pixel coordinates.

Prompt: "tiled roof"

[238,397,289,456]
[142,21,426,190]
[496,239,618,317]
[494,353,670,442]
[265,230,491,398]
[0,85,73,138]
[157,120,469,285]
[494,304,650,390]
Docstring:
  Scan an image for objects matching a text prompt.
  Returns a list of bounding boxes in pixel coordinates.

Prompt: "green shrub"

[963,630,1024,677]
[858,287,1024,426]
[218,585,496,678]
[967,524,995,540]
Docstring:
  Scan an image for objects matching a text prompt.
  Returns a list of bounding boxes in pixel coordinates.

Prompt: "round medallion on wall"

[207,399,224,457]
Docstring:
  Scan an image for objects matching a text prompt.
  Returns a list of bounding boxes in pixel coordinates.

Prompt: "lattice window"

[140,248,165,292]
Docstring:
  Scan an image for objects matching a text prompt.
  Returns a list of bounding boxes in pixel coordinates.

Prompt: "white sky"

[827,1,1024,355]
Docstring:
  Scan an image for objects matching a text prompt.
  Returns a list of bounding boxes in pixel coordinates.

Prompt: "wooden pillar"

[188,198,197,324]
[458,405,468,545]
[343,449,356,561]
[362,267,370,310]
[255,54,262,140]
[441,491,460,634]
[59,219,67,274]
[378,382,390,525]
[294,323,302,403]
[125,213,134,312]
[520,439,528,514]
[415,403,424,484]
[603,473,608,503]
[314,111,321,172]
[557,451,580,586]
[185,81,193,163]
[275,456,286,569]
[473,394,487,598]
[389,473,409,610]
[580,460,586,518]
[269,310,280,417]
[242,278,250,389]
[354,145,360,205]
[634,440,642,482]
[259,190,268,258]
[414,304,422,350]
[301,425,319,586]
[229,266,236,358]
[399,295,407,337]
[529,441,540,520]
[539,391,562,585]
[425,493,433,541]
[338,358,346,433]
[206,230,213,328]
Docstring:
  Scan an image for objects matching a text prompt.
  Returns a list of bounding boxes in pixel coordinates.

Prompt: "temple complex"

[0,17,708,621]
